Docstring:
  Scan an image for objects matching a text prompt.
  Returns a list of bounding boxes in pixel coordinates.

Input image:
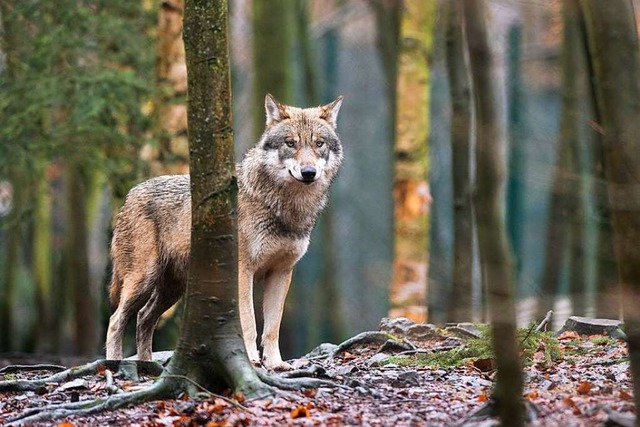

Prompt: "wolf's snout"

[301,166,317,182]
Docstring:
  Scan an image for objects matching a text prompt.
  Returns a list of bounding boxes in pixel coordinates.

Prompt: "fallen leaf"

[58,423,74,427]
[576,382,592,395]
[619,390,633,401]
[477,393,489,402]
[557,330,581,341]
[233,392,245,403]
[525,391,538,400]
[291,405,310,418]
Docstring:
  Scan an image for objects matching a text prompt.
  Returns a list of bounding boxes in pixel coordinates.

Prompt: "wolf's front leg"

[238,266,260,363]
[261,269,293,371]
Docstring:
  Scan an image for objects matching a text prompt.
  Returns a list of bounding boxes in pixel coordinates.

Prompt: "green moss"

[384,323,562,368]
[589,335,617,346]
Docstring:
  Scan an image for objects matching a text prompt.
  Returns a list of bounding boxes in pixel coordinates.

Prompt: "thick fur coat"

[106,95,343,370]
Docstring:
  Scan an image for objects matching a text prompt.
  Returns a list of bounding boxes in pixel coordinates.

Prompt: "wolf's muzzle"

[301,166,317,183]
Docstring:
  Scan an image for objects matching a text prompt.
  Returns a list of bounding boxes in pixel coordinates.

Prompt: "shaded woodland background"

[0,0,634,360]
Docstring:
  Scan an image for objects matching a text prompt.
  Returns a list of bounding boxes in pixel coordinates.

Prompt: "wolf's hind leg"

[136,278,183,361]
[238,266,259,363]
[261,269,293,371]
[106,277,147,360]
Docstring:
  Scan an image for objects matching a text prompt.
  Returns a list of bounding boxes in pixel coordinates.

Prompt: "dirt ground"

[0,322,635,426]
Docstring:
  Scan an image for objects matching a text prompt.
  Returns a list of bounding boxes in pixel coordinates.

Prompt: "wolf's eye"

[315,140,325,148]
[285,139,296,148]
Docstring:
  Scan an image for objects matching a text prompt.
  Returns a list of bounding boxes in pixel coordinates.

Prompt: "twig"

[0,364,67,374]
[104,369,120,395]
[535,310,553,332]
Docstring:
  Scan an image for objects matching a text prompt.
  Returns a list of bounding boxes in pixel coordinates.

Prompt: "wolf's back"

[109,175,192,308]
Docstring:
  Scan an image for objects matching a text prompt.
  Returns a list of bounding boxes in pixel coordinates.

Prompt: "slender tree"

[576,1,621,319]
[462,0,524,424]
[537,0,587,320]
[506,25,525,278]
[389,0,436,322]
[252,0,294,139]
[581,0,640,418]
[445,0,474,323]
[150,0,190,177]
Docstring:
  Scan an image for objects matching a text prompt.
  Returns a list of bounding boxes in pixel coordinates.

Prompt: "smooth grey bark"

[462,0,524,425]
[581,0,640,420]
[164,0,265,395]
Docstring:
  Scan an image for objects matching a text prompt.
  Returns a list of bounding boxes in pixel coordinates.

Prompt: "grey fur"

[106,95,344,370]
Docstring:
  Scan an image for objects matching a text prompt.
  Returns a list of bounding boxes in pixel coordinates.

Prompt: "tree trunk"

[164,0,264,395]
[537,0,587,320]
[252,0,294,139]
[389,0,435,323]
[445,0,474,323]
[65,164,99,355]
[506,25,524,277]
[581,0,640,417]
[563,0,588,316]
[577,1,621,319]
[148,0,190,177]
[0,170,22,352]
[33,169,54,353]
[462,0,524,425]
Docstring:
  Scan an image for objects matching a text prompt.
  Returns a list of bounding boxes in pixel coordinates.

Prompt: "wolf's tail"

[109,266,122,310]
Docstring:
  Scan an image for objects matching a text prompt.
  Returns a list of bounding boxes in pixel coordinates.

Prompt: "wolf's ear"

[319,96,343,129]
[265,93,289,126]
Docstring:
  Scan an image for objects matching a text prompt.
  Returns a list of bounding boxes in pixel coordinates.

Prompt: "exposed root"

[279,365,326,379]
[5,378,176,426]
[0,364,67,374]
[0,359,163,392]
[329,331,397,359]
[256,368,346,391]
[1,358,343,424]
[161,374,255,414]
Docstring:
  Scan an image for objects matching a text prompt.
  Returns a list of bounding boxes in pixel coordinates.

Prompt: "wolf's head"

[251,94,344,187]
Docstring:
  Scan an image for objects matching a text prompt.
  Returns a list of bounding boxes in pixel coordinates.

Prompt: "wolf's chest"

[245,232,310,275]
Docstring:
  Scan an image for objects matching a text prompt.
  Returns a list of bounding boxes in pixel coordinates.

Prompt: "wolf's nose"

[301,167,316,181]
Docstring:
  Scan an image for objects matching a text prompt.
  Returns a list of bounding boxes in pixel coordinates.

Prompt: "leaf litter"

[0,322,634,426]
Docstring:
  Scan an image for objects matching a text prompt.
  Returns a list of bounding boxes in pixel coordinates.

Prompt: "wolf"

[105,94,343,370]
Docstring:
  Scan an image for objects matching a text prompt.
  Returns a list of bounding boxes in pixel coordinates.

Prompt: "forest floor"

[0,317,635,426]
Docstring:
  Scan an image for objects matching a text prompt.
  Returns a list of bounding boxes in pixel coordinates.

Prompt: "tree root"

[256,368,347,391]
[0,359,163,392]
[5,377,177,426]
[0,364,67,374]
[1,358,343,425]
[328,331,397,359]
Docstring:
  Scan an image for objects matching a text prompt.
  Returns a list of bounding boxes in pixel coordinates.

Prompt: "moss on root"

[385,324,562,368]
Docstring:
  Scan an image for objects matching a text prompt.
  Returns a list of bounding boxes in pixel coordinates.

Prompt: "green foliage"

[386,324,562,368]
[0,0,156,179]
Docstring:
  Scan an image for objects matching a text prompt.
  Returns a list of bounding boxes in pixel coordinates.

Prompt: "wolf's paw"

[262,359,293,371]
